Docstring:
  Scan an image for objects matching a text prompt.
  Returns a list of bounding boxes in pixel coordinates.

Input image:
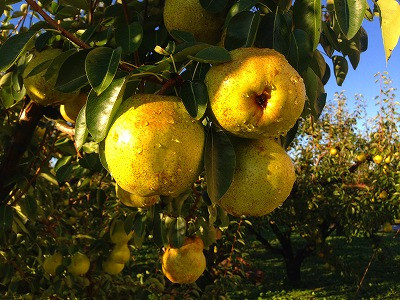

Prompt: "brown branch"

[0,100,44,204]
[54,121,75,137]
[355,250,377,297]
[157,74,184,95]
[121,0,130,24]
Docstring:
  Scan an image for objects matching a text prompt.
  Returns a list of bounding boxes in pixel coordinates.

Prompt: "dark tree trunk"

[284,258,302,285]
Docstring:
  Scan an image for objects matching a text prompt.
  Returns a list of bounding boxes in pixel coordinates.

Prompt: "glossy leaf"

[20,196,38,221]
[168,216,186,248]
[302,67,325,119]
[376,0,400,62]
[85,47,121,95]
[225,0,258,26]
[293,0,321,50]
[0,31,36,71]
[55,49,90,93]
[187,46,231,64]
[180,80,208,120]
[85,74,127,142]
[334,0,367,40]
[59,0,88,10]
[200,0,229,13]
[44,49,76,80]
[79,153,103,172]
[56,164,73,183]
[204,125,236,203]
[98,140,109,172]
[332,55,348,86]
[287,29,313,73]
[74,104,88,151]
[115,22,143,54]
[224,10,261,51]
[169,30,196,43]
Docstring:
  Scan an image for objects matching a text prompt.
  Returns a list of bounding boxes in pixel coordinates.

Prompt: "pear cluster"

[205,47,306,217]
[43,252,90,276]
[102,220,133,275]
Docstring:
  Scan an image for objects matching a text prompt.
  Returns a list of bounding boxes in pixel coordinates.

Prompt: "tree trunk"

[284,257,302,286]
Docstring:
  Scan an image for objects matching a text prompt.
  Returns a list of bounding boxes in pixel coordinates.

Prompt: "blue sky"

[323,17,400,117]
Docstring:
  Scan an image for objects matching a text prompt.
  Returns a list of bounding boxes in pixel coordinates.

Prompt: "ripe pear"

[104,94,205,197]
[23,48,79,106]
[102,259,124,275]
[68,252,90,276]
[163,0,223,44]
[60,92,87,123]
[43,252,63,275]
[356,153,367,162]
[373,154,383,164]
[116,184,159,208]
[329,147,338,156]
[379,190,388,200]
[162,236,206,284]
[110,220,133,244]
[205,48,306,139]
[109,243,130,264]
[218,138,295,217]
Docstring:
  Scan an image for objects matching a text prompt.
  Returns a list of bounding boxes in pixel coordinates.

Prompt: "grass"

[228,233,400,299]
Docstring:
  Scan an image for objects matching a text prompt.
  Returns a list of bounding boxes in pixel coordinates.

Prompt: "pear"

[218,138,295,217]
[105,94,205,197]
[162,236,206,284]
[102,259,124,275]
[110,220,133,244]
[60,92,87,123]
[116,184,159,208]
[43,252,63,275]
[163,0,223,44]
[23,48,79,106]
[68,252,90,276]
[330,147,338,156]
[205,48,306,138]
[373,154,383,164]
[109,243,130,264]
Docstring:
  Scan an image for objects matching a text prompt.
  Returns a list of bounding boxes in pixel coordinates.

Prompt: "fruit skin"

[105,94,205,197]
[219,138,295,217]
[43,252,63,275]
[330,147,338,156]
[356,153,367,162]
[109,243,130,264]
[373,154,383,164]
[68,252,90,276]
[379,190,388,200]
[384,156,391,164]
[102,259,124,275]
[116,184,159,208]
[162,236,206,284]
[110,220,133,244]
[60,92,87,123]
[205,48,306,139]
[163,0,223,44]
[23,49,79,106]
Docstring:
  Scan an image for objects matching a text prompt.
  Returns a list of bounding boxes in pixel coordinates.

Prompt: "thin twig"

[354,251,377,298]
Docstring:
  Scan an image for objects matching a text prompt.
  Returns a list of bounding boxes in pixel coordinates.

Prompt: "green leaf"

[168,216,186,248]
[55,49,90,93]
[54,155,72,173]
[20,196,38,221]
[85,74,127,142]
[376,0,400,62]
[0,31,36,71]
[309,49,326,79]
[142,27,168,51]
[98,140,109,172]
[152,204,164,247]
[169,30,196,43]
[79,153,103,172]
[35,31,53,51]
[56,164,73,183]
[334,0,367,39]
[224,0,258,26]
[115,22,143,54]
[224,10,261,51]
[332,55,348,86]
[283,121,299,150]
[85,47,121,95]
[44,49,76,80]
[180,80,208,120]
[293,0,321,51]
[302,67,325,119]
[24,59,53,79]
[200,0,229,13]
[0,206,13,232]
[204,125,236,203]
[74,104,88,151]
[59,0,88,10]
[287,29,313,73]
[80,23,100,43]
[187,46,231,64]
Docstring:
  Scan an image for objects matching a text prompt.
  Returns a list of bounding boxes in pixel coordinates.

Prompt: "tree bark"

[0,101,44,204]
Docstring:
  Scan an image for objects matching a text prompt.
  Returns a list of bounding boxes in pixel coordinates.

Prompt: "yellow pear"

[163,0,223,44]
[329,147,338,156]
[110,220,133,244]
[356,153,367,162]
[162,236,206,284]
[102,259,124,275]
[109,243,130,264]
[373,154,383,164]
[116,184,159,208]
[105,94,205,197]
[23,48,79,106]
[205,48,306,138]
[60,92,87,123]
[68,252,90,276]
[218,138,295,217]
[379,190,388,200]
[43,252,63,275]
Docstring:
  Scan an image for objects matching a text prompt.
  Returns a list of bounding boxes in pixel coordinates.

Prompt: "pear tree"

[0,0,399,298]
